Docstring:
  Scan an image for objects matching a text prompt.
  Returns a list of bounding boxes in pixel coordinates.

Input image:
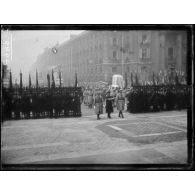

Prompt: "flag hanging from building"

[152,72,156,85]
[20,71,23,89]
[175,72,179,85]
[130,72,134,86]
[47,73,50,88]
[51,69,55,88]
[125,72,127,89]
[75,72,78,87]
[135,73,139,85]
[59,70,62,87]
[9,70,12,89]
[36,69,39,89]
[29,73,32,89]
[156,74,160,85]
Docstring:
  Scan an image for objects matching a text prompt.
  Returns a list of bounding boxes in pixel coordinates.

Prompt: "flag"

[175,72,179,85]
[169,70,174,84]
[178,70,182,83]
[47,73,50,88]
[130,72,134,86]
[135,73,139,85]
[29,73,32,88]
[20,71,23,89]
[75,72,78,87]
[162,73,165,84]
[36,69,39,88]
[152,72,156,85]
[9,70,12,89]
[51,69,55,88]
[159,70,162,84]
[59,70,62,87]
[124,72,128,89]
[156,74,159,85]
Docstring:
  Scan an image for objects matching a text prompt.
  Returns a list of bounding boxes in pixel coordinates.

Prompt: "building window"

[140,47,150,59]
[142,34,147,44]
[112,37,117,45]
[112,66,117,73]
[168,47,174,59]
[99,66,102,73]
[124,42,129,50]
[113,51,117,59]
[142,48,147,59]
[125,57,129,63]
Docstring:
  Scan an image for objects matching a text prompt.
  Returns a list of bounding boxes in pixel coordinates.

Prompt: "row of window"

[112,48,151,59]
[112,34,149,45]
[64,47,175,73]
[111,66,132,73]
[64,34,150,57]
[75,66,103,74]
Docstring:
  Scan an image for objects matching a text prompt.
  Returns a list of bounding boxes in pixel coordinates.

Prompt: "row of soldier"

[2,87,82,121]
[2,69,190,120]
[127,85,191,113]
[2,84,190,121]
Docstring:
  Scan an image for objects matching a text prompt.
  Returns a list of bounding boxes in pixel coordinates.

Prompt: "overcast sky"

[1,30,83,83]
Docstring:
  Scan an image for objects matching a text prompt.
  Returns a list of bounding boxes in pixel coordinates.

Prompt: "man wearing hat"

[105,90,114,118]
[116,89,125,118]
[94,92,103,120]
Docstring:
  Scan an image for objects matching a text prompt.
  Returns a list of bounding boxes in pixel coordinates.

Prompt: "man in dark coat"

[105,91,114,118]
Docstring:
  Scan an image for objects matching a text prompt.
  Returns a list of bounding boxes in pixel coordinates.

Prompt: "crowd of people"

[81,83,190,118]
[80,69,189,118]
[2,68,190,121]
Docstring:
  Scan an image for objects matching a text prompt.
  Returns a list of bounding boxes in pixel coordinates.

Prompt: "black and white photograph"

[1,25,193,170]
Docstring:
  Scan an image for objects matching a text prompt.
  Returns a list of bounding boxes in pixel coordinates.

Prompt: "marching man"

[105,90,115,119]
[94,92,103,120]
[116,89,125,118]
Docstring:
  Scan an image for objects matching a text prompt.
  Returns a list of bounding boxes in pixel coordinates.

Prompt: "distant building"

[31,30,187,86]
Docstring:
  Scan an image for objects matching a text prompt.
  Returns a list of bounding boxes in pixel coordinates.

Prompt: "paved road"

[1,107,187,164]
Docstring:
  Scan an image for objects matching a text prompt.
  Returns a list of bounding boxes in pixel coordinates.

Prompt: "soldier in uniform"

[63,94,69,117]
[54,93,61,118]
[116,89,125,118]
[105,90,114,118]
[32,94,39,118]
[14,94,21,119]
[22,92,31,119]
[83,89,88,105]
[94,92,103,120]
[2,89,13,120]
[88,90,93,108]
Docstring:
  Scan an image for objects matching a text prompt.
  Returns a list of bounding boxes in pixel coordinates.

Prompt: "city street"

[1,105,187,164]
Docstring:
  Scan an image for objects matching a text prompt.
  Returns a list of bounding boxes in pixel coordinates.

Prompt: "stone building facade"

[31,30,187,86]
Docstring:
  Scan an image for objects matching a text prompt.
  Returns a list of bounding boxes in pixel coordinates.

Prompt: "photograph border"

[1,24,194,171]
